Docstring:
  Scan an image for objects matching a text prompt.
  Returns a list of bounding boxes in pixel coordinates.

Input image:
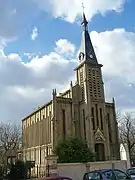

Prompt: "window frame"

[102,170,116,180]
[84,171,101,180]
[113,169,128,180]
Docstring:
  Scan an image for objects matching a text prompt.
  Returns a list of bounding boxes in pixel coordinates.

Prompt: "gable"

[94,128,106,141]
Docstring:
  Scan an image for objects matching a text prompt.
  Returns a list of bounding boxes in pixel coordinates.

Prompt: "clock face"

[90,54,93,58]
[79,52,84,61]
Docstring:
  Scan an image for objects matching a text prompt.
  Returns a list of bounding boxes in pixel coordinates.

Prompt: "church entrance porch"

[95,143,105,161]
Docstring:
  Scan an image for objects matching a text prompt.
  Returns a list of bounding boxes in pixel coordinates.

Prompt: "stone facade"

[22,13,120,166]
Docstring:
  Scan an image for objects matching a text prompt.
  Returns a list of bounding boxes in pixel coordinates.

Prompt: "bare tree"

[0,122,21,165]
[119,112,135,160]
[116,110,121,123]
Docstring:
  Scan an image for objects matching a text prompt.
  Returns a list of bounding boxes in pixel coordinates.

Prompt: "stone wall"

[30,159,128,179]
[57,160,128,180]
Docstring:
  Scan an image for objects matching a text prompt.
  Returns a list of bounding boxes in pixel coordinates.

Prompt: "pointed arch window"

[100,108,103,130]
[62,109,66,139]
[95,104,99,127]
[82,109,86,140]
[107,113,112,143]
[91,107,95,130]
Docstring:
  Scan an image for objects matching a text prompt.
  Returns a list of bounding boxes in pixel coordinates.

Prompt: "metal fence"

[30,165,49,178]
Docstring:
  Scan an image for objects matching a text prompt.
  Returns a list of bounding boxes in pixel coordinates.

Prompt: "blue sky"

[5,0,135,55]
[1,0,135,121]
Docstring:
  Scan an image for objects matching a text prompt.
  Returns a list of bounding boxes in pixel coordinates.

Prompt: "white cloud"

[24,52,41,59]
[32,0,126,23]
[31,27,38,40]
[55,39,76,55]
[91,29,135,81]
[8,53,21,61]
[1,29,135,121]
[90,29,135,110]
[0,39,76,120]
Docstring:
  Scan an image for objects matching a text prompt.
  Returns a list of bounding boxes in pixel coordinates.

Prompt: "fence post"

[112,162,115,169]
[86,163,90,172]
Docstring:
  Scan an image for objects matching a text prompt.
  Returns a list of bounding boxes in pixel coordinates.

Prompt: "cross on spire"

[81,2,88,27]
[81,2,88,26]
[81,2,85,13]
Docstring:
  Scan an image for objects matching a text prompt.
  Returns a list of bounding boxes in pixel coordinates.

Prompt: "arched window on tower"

[107,113,112,143]
[95,104,99,127]
[100,108,103,130]
[82,109,86,140]
[91,107,95,130]
[62,109,66,139]
[80,71,84,101]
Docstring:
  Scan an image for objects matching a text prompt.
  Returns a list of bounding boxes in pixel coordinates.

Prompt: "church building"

[22,13,120,165]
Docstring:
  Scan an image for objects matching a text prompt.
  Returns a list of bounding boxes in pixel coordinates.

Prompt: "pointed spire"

[81,13,88,26]
[70,81,73,87]
[54,88,57,95]
[78,12,98,64]
[112,97,115,104]
[52,88,57,96]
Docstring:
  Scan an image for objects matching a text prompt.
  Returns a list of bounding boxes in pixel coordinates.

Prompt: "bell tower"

[76,13,105,102]
[74,13,110,160]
